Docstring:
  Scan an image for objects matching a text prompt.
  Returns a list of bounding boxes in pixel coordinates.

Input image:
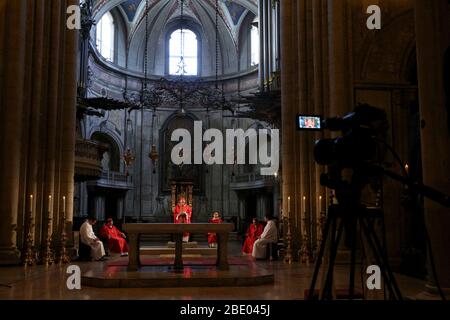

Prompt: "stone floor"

[0,241,427,300]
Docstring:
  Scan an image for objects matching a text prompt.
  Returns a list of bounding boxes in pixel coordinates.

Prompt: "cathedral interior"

[0,0,450,303]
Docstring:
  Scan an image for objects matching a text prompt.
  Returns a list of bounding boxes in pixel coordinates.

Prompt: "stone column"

[60,0,78,226]
[0,0,27,265]
[282,0,348,259]
[414,0,450,295]
[263,0,270,89]
[43,0,63,245]
[327,0,352,117]
[95,197,106,221]
[281,0,299,224]
[258,0,265,91]
[25,0,48,249]
[326,0,353,263]
[0,0,79,264]
[311,0,328,251]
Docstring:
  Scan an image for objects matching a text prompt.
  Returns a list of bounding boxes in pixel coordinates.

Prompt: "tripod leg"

[308,213,333,300]
[360,217,403,300]
[349,217,358,299]
[321,219,345,300]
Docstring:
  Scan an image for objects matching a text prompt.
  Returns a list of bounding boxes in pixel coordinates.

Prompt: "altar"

[123,223,234,271]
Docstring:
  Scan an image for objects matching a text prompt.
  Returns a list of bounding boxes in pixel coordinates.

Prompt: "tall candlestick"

[300,195,310,264]
[43,195,54,266]
[59,196,69,264]
[24,195,36,266]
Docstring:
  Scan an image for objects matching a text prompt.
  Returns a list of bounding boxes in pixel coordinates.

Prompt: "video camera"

[297,104,389,193]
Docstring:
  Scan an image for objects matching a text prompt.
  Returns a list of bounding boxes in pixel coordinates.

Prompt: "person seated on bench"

[99,217,129,257]
[80,216,107,261]
[252,214,278,260]
[242,217,264,255]
[207,211,223,248]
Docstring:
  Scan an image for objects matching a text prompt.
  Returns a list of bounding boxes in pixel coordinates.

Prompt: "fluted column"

[258,0,265,91]
[311,0,328,253]
[60,0,78,226]
[281,0,299,224]
[263,0,270,90]
[0,0,79,265]
[0,0,27,264]
[43,0,63,249]
[25,0,48,249]
[327,0,352,117]
[281,0,331,258]
[414,0,450,294]
[268,0,274,79]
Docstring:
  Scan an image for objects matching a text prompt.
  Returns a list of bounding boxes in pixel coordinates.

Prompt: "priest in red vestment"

[173,197,193,242]
[242,218,264,254]
[207,212,223,248]
[99,218,129,256]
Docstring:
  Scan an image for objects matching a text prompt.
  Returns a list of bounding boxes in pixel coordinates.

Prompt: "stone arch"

[163,17,204,76]
[91,7,129,68]
[159,112,204,194]
[91,131,122,172]
[358,10,416,83]
[238,11,257,71]
[240,121,268,174]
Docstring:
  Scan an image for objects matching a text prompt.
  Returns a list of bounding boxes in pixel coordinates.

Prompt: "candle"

[405,163,409,174]
[287,196,291,216]
[62,196,66,218]
[30,195,34,213]
[303,196,306,213]
[319,195,322,213]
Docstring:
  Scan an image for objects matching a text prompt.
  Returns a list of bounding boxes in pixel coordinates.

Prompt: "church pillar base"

[0,247,21,265]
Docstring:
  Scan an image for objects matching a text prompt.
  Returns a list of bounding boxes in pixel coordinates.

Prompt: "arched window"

[250,19,259,66]
[169,28,198,76]
[96,12,115,62]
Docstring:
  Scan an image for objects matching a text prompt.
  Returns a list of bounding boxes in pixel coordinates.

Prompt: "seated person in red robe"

[242,218,264,255]
[173,197,192,242]
[207,212,223,248]
[99,218,129,257]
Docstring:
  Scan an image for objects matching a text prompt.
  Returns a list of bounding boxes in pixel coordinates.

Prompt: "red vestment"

[207,217,223,245]
[242,223,264,254]
[99,225,129,254]
[173,204,193,241]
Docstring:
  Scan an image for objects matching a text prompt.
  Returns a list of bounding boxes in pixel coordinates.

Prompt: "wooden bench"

[122,223,234,272]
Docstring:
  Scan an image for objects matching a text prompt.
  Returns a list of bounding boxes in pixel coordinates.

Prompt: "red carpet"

[107,256,251,267]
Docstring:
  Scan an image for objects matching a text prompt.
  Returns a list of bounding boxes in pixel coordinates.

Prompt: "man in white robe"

[252,214,278,259]
[80,217,106,261]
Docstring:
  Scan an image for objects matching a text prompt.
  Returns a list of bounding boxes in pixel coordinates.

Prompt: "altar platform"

[81,254,275,288]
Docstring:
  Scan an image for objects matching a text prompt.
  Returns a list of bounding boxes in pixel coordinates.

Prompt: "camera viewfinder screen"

[297,115,322,130]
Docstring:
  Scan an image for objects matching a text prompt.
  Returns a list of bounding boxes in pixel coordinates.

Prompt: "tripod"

[308,202,403,300]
